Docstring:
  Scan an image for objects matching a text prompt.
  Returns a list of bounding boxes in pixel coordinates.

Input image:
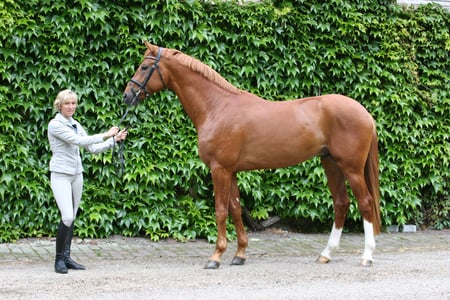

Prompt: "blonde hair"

[54,89,78,111]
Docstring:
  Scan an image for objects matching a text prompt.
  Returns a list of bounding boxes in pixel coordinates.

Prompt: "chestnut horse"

[123,42,381,269]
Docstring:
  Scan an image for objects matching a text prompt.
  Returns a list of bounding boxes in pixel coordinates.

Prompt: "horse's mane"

[169,48,243,95]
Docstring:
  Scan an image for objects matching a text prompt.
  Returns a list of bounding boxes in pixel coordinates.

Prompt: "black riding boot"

[63,223,86,270]
[55,221,69,274]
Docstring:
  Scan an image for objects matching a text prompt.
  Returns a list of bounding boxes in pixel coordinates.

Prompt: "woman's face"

[60,99,77,119]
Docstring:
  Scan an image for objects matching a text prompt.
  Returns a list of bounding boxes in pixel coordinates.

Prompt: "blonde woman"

[48,89,127,274]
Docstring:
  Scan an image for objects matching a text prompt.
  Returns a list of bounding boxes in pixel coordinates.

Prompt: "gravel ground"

[0,230,449,300]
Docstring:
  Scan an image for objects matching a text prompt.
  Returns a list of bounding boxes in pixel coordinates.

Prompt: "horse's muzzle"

[123,91,139,106]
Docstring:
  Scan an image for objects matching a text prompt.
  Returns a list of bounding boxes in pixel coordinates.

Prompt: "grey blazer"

[48,113,114,175]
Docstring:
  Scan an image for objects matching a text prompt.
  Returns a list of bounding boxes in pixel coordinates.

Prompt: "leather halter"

[128,47,166,100]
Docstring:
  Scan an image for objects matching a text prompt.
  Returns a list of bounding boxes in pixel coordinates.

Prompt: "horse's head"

[123,41,166,106]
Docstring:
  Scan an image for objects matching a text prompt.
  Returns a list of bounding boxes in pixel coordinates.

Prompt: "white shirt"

[48,113,114,175]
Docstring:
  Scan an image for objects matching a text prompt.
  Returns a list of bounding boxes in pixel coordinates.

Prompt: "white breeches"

[50,172,83,227]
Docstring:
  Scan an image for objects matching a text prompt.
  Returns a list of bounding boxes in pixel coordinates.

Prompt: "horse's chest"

[196,128,242,166]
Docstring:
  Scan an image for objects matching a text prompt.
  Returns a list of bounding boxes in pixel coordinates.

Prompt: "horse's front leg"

[228,173,248,266]
[204,167,232,269]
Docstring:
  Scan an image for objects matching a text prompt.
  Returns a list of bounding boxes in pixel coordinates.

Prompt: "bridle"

[114,47,166,177]
[128,47,166,103]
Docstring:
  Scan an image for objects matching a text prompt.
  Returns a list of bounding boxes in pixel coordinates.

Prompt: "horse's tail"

[365,127,381,235]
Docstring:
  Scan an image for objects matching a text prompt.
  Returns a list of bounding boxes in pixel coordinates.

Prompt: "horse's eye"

[141,65,149,71]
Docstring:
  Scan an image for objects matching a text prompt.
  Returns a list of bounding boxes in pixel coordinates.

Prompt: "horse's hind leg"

[317,156,350,264]
[228,173,248,265]
[346,172,376,267]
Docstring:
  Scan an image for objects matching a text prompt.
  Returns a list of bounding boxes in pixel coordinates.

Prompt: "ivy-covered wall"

[0,0,448,242]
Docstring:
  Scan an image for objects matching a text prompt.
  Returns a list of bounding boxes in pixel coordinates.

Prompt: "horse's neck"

[169,72,231,129]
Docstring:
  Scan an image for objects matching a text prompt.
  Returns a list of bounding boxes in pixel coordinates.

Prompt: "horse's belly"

[238,141,322,171]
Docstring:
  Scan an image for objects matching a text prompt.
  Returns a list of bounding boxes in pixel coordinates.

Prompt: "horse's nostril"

[123,93,131,103]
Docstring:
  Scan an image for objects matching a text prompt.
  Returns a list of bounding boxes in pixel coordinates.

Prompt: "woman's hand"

[114,129,128,142]
[104,126,119,139]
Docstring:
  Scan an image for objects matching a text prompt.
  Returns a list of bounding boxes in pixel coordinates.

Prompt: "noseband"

[128,47,166,100]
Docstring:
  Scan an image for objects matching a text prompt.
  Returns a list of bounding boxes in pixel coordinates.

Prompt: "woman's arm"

[48,120,105,146]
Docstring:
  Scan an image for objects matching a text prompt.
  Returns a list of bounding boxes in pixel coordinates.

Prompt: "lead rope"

[113,106,134,177]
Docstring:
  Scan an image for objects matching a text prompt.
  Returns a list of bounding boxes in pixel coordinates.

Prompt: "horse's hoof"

[360,259,373,267]
[204,260,220,269]
[316,255,330,264]
[230,256,246,266]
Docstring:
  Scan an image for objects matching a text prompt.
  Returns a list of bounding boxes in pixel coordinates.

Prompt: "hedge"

[0,0,448,243]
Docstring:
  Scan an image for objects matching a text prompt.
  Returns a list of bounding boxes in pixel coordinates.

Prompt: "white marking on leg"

[320,223,343,260]
[235,197,240,203]
[362,219,376,262]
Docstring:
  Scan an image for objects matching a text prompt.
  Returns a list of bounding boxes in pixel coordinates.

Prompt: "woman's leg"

[64,173,85,270]
[71,173,83,218]
[51,172,74,274]
[51,172,75,227]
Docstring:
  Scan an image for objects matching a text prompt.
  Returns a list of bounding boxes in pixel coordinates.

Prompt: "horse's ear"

[144,41,158,55]
[144,40,152,48]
